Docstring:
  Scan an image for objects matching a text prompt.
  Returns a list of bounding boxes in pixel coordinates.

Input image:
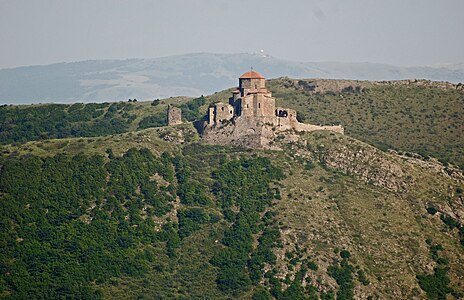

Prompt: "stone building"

[167,105,182,125]
[201,70,344,148]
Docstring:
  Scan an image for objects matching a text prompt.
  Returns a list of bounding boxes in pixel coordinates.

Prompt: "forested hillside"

[1,80,464,299]
[1,127,463,299]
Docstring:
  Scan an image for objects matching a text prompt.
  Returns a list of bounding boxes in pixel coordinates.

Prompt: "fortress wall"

[292,122,345,134]
[263,115,344,135]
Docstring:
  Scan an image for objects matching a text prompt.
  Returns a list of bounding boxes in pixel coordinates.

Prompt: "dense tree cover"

[178,95,206,121]
[0,102,135,145]
[0,147,301,298]
[0,149,176,298]
[172,155,211,206]
[210,157,284,295]
[137,113,167,129]
[177,207,218,239]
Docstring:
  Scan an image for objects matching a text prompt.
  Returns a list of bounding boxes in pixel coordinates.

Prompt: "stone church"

[201,70,344,148]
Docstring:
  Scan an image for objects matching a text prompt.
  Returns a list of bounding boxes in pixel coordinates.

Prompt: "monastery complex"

[168,70,344,148]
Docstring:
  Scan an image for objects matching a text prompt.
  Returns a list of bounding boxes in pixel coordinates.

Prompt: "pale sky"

[1,0,463,69]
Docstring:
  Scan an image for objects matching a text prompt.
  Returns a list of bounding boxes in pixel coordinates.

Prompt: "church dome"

[239,71,265,79]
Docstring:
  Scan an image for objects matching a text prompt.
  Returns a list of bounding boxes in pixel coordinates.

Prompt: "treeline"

[0,102,136,145]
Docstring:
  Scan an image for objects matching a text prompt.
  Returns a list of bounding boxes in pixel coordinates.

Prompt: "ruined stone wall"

[275,107,298,122]
[261,114,344,135]
[214,103,234,123]
[208,107,215,125]
[292,122,344,134]
[167,106,182,125]
[202,113,344,149]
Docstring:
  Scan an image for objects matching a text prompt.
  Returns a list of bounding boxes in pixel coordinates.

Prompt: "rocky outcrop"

[316,140,411,192]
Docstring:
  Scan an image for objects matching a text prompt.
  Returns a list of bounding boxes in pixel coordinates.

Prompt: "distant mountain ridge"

[1,52,463,104]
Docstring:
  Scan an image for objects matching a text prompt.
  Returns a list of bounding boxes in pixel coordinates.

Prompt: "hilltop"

[207,77,464,169]
[2,77,463,168]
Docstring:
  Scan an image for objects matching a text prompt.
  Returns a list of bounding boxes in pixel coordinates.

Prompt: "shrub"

[340,250,351,259]
[426,206,438,215]
[440,215,458,230]
[307,261,318,271]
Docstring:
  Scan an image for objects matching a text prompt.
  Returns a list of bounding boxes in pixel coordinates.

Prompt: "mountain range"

[1,53,463,104]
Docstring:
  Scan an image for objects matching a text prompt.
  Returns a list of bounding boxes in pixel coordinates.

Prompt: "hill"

[1,53,463,104]
[1,77,463,169]
[1,121,464,299]
[266,78,464,170]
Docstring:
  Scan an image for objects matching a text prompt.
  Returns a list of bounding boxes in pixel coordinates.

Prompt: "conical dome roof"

[239,71,265,79]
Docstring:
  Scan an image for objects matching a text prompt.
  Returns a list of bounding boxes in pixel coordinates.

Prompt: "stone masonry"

[167,105,182,126]
[200,70,344,148]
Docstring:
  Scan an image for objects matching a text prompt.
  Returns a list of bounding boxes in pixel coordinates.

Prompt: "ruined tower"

[167,105,182,125]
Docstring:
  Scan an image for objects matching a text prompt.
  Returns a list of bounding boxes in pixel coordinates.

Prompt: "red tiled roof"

[239,71,265,79]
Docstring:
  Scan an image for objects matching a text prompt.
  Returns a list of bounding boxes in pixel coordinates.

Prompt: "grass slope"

[266,78,464,169]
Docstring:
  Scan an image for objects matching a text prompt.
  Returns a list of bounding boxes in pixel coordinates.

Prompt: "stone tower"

[231,70,276,117]
[167,105,182,125]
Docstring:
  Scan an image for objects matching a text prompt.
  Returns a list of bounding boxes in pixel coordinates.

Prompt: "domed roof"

[239,71,265,79]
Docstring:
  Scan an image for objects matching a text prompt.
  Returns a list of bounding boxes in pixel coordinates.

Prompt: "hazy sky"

[1,0,463,69]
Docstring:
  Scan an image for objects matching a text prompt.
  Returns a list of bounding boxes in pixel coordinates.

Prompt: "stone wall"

[201,114,344,149]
